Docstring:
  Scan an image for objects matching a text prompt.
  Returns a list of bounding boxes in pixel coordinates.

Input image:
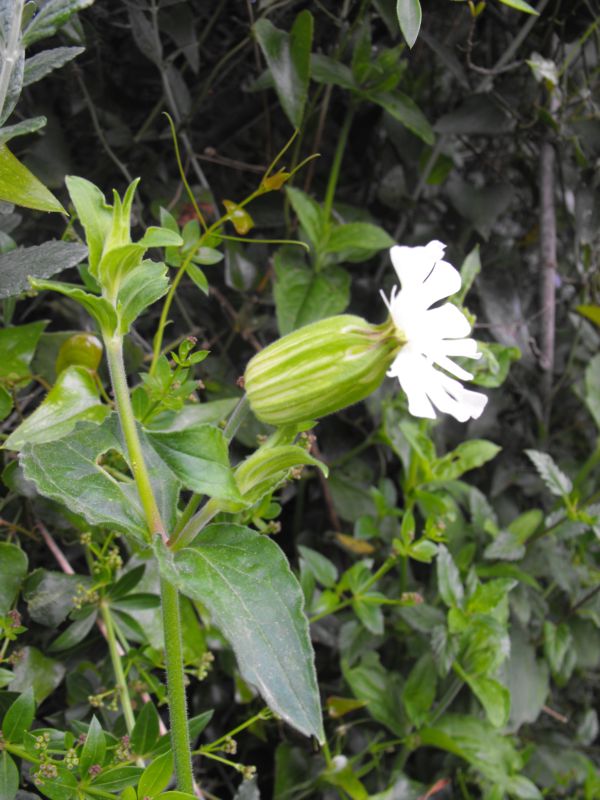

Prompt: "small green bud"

[244,315,399,426]
[56,333,103,374]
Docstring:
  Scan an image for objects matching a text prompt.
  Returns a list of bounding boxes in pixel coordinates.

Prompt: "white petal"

[425,303,472,339]
[390,241,446,289]
[439,338,481,358]
[434,372,488,421]
[418,259,462,308]
[431,355,473,381]
[388,351,437,419]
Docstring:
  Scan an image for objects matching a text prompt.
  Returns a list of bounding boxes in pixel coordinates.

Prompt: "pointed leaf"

[0,241,87,299]
[0,321,46,384]
[130,701,160,756]
[254,11,313,128]
[65,176,113,275]
[23,46,85,87]
[23,0,95,46]
[5,365,108,450]
[0,543,28,614]
[30,278,118,335]
[0,145,64,212]
[0,752,18,800]
[525,449,573,497]
[137,751,173,799]
[80,716,106,776]
[367,90,434,144]
[396,0,422,48]
[0,116,47,145]
[146,424,241,503]
[2,688,35,743]
[117,260,169,334]
[159,524,323,741]
[20,417,150,540]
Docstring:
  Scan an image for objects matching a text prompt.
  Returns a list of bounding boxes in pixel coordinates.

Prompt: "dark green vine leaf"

[130,701,160,757]
[0,241,88,300]
[157,524,324,741]
[254,11,313,128]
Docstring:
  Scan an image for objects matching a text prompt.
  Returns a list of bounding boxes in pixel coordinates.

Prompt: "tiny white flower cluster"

[382,240,488,423]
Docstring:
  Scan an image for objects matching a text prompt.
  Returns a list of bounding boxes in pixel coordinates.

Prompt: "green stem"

[100,603,136,734]
[105,336,166,540]
[310,555,397,623]
[322,105,355,222]
[160,577,195,793]
[103,333,194,791]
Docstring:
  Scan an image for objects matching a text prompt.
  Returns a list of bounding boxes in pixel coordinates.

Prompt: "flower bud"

[56,333,103,374]
[244,315,399,426]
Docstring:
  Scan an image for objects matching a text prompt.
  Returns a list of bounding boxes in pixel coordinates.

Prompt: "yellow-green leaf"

[0,145,65,213]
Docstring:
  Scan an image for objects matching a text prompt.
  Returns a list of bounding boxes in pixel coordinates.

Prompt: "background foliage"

[1,1,600,799]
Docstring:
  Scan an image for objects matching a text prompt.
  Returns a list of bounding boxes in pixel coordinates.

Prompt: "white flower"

[382,240,488,423]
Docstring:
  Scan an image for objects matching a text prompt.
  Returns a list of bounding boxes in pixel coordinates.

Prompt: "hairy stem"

[160,577,194,793]
[104,333,194,791]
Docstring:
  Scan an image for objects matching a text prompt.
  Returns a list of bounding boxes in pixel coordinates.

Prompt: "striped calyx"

[244,314,401,426]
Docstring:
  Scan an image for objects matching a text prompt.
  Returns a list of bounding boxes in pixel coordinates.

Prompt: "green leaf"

[2,688,35,743]
[23,46,85,87]
[24,570,86,627]
[130,701,160,756]
[0,241,88,300]
[35,766,77,800]
[0,752,19,800]
[456,245,481,304]
[0,543,28,614]
[80,716,106,776]
[324,764,369,800]
[90,766,143,791]
[48,609,97,652]
[138,226,183,248]
[299,545,338,588]
[5,366,108,450]
[21,417,150,540]
[463,674,510,728]
[0,145,65,212]
[432,440,501,481]
[30,278,118,336]
[419,714,526,787]
[497,0,539,14]
[137,751,173,799]
[367,91,434,144]
[0,321,46,384]
[310,54,356,89]
[325,223,394,262]
[285,187,325,247]
[396,0,422,48]
[576,304,600,328]
[0,386,12,421]
[401,653,437,726]
[158,524,324,741]
[9,647,65,703]
[23,0,95,46]
[186,263,208,295]
[146,424,241,503]
[436,545,464,608]
[274,249,350,335]
[0,116,47,145]
[525,449,573,497]
[254,10,313,128]
[343,652,405,735]
[65,176,113,275]
[583,354,600,429]
[117,260,169,334]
